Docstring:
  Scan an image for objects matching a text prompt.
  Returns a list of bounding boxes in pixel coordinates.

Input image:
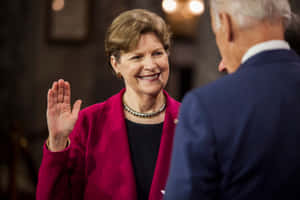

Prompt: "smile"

[138,73,160,81]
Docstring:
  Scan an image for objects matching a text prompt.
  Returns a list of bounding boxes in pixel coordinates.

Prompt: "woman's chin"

[138,85,164,96]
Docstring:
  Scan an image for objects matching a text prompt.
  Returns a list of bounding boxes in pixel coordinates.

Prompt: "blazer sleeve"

[36,111,88,200]
[164,92,220,200]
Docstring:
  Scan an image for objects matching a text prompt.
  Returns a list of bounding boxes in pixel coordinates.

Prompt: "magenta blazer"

[36,89,180,200]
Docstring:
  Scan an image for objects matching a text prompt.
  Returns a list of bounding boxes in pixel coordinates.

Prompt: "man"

[165,0,300,199]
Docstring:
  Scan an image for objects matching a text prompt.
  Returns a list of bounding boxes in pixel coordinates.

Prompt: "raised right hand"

[47,79,82,151]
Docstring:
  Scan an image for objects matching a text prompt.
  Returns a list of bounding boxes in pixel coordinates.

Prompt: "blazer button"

[174,118,178,124]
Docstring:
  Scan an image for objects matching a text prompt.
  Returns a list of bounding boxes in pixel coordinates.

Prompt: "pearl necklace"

[123,102,166,118]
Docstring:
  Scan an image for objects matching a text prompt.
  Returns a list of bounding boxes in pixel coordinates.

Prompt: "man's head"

[210,0,292,73]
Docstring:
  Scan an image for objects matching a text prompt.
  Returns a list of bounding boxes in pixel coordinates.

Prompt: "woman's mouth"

[138,73,160,81]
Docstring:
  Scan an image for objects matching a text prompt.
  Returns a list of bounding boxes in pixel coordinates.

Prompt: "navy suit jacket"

[165,50,300,200]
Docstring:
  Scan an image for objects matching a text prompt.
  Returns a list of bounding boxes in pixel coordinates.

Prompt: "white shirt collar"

[241,40,290,63]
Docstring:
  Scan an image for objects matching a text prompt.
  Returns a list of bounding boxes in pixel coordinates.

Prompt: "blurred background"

[0,0,299,199]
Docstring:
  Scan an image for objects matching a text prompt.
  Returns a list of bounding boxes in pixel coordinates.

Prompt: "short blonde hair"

[105,9,171,65]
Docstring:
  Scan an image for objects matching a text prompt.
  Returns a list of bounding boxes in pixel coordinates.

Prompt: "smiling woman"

[36,9,180,200]
[105,9,173,125]
[110,32,170,121]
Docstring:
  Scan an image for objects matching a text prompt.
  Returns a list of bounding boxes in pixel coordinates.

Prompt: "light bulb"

[162,0,177,13]
[189,0,204,15]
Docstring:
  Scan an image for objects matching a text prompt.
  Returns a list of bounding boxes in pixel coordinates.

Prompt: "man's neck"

[235,20,285,65]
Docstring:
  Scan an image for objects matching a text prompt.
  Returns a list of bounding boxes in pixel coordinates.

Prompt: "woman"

[36,9,180,200]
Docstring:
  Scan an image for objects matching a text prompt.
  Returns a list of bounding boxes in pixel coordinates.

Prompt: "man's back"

[165,0,300,199]
[165,49,300,200]
[196,49,300,199]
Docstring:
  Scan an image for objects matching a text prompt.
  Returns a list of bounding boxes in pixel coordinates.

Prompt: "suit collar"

[242,40,290,64]
[237,49,300,72]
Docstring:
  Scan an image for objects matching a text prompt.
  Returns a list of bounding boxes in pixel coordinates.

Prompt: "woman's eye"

[153,51,163,56]
[131,55,142,60]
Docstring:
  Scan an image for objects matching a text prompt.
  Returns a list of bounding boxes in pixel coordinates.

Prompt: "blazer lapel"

[107,89,137,200]
[148,92,179,200]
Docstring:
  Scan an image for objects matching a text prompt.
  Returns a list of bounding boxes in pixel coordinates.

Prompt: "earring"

[116,72,122,79]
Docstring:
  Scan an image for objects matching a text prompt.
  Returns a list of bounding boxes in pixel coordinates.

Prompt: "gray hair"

[210,0,292,29]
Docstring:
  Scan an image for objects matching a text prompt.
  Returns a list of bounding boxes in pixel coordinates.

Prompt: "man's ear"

[110,55,119,74]
[219,12,234,42]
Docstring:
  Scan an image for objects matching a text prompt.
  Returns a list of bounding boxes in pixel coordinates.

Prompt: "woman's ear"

[110,55,119,74]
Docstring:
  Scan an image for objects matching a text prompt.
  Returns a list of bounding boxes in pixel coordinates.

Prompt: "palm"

[47,79,81,139]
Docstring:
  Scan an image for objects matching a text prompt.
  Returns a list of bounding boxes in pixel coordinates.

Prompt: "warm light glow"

[188,0,204,15]
[162,0,177,13]
[52,0,65,12]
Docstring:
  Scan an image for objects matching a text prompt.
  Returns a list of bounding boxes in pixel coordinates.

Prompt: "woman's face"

[111,32,169,97]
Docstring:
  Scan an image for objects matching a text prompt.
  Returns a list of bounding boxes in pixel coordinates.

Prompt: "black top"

[125,119,163,200]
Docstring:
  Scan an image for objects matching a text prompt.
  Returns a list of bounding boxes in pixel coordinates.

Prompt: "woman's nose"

[143,56,156,69]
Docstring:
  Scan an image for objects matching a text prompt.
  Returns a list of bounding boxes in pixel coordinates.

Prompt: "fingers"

[47,79,77,112]
[57,79,64,103]
[47,81,57,110]
[52,81,58,104]
[72,99,82,119]
[47,89,53,110]
[48,79,70,107]
[64,81,71,105]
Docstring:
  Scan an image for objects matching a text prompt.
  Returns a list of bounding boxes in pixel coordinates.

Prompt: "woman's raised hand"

[47,79,82,151]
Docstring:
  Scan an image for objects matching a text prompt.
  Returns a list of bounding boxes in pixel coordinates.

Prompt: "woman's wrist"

[46,136,70,152]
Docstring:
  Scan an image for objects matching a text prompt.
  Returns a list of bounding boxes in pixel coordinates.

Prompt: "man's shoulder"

[189,73,241,98]
[183,70,255,113]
